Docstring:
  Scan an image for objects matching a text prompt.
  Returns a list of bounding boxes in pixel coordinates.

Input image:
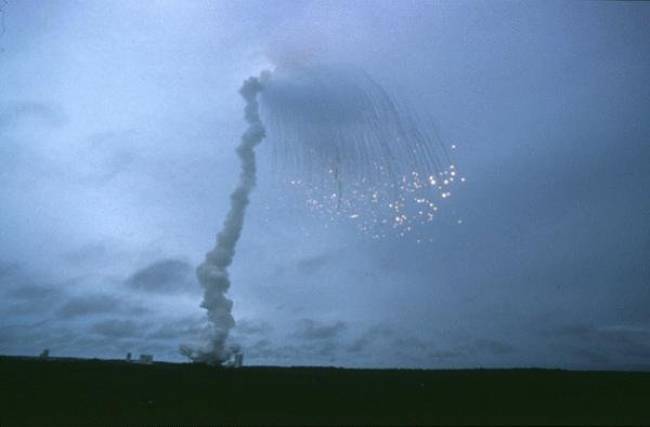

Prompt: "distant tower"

[39,349,49,359]
[126,352,132,362]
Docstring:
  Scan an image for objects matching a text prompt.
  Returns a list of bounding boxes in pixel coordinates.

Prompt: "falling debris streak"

[260,63,465,238]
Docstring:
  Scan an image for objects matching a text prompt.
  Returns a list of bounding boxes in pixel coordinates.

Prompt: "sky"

[1,0,649,369]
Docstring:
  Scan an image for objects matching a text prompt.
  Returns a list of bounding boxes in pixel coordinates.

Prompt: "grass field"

[1,356,649,425]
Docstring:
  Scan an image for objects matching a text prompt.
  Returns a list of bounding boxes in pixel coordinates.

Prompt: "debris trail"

[259,63,462,237]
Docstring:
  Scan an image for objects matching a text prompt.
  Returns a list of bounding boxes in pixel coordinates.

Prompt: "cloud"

[428,350,464,360]
[6,284,60,301]
[246,339,295,361]
[91,319,142,338]
[147,317,206,340]
[0,101,66,130]
[126,258,197,294]
[81,130,138,184]
[57,294,124,319]
[246,339,338,362]
[0,261,19,278]
[619,283,650,324]
[348,324,394,353]
[233,318,273,336]
[296,253,335,275]
[248,339,274,356]
[552,323,650,363]
[572,348,610,365]
[2,316,180,359]
[2,1,648,369]
[237,319,350,364]
[62,243,110,266]
[294,318,346,340]
[345,331,515,363]
[0,321,73,354]
[392,335,431,353]
[471,339,516,356]
[2,286,62,316]
[0,265,64,316]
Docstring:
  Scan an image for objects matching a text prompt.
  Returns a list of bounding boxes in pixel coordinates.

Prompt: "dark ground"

[1,356,649,426]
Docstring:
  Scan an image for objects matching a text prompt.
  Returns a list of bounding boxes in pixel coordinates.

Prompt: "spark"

[257,64,466,240]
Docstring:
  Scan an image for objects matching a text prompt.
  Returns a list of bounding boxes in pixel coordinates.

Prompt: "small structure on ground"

[126,352,132,362]
[138,354,153,364]
[39,349,49,359]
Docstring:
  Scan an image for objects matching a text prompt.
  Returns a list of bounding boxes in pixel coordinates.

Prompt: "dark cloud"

[348,325,393,353]
[126,258,196,294]
[2,2,649,369]
[555,324,593,339]
[552,323,650,363]
[91,319,142,339]
[619,283,650,324]
[471,339,516,356]
[384,335,514,363]
[428,350,465,360]
[246,339,338,362]
[83,130,138,184]
[147,317,205,340]
[0,261,19,278]
[6,284,60,301]
[0,262,27,286]
[296,253,335,275]
[57,294,123,319]
[0,101,66,130]
[0,265,64,316]
[62,243,110,266]
[248,339,274,357]
[1,320,160,359]
[572,348,610,365]
[246,340,295,361]
[294,318,346,340]
[314,341,338,358]
[0,321,73,355]
[392,336,431,353]
[233,318,273,336]
[2,285,62,316]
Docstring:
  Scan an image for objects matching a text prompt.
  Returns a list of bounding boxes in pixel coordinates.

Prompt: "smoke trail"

[182,64,458,362]
[182,76,265,365]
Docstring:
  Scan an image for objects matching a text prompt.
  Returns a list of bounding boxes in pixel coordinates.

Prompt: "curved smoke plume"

[182,76,265,365]
[183,64,459,362]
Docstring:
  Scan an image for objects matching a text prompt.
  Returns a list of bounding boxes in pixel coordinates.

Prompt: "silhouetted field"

[1,356,649,425]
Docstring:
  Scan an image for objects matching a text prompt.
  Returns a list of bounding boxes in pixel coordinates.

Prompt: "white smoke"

[182,76,265,365]
[182,65,457,363]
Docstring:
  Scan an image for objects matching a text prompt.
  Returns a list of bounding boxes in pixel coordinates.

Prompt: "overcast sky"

[1,0,649,369]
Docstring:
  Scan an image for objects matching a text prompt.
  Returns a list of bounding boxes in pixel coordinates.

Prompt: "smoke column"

[182,76,265,364]
[182,64,459,362]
